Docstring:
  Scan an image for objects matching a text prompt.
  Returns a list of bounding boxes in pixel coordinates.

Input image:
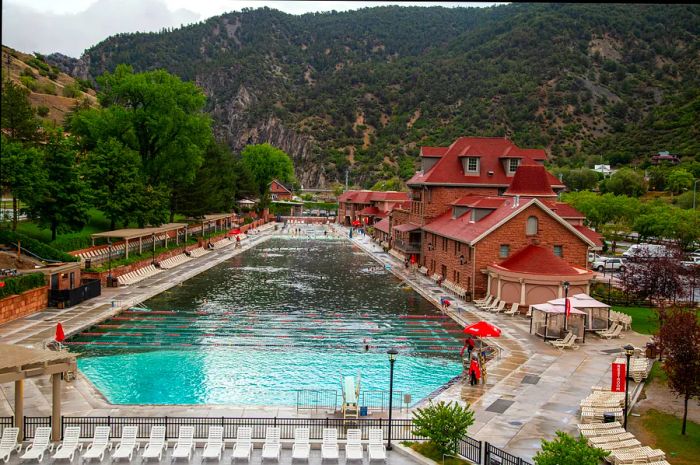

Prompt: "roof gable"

[493,245,590,275]
[503,165,557,197]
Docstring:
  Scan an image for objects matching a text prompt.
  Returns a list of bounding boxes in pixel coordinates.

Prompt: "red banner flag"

[565,297,571,318]
[611,362,626,392]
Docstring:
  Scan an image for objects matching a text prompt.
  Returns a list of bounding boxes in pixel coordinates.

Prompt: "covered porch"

[91,223,188,259]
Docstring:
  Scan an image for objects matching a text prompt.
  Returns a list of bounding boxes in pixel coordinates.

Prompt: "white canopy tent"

[548,293,611,332]
[529,302,587,342]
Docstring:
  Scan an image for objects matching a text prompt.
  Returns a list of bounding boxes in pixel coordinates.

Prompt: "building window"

[508,158,520,173]
[499,244,510,258]
[464,157,479,174]
[442,237,448,251]
[554,245,563,257]
[526,216,538,235]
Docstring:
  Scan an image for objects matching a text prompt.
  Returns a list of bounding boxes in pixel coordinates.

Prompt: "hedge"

[0,230,79,262]
[0,273,46,299]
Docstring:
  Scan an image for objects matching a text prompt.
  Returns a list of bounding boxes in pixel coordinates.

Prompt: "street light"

[386,348,398,451]
[562,281,570,331]
[623,344,635,430]
[151,233,156,265]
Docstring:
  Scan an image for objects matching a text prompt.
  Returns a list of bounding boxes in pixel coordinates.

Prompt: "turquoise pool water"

[69,238,464,405]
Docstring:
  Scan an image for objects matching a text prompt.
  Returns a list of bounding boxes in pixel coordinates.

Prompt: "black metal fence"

[2,416,547,465]
[484,442,533,465]
[295,389,338,412]
[294,389,409,413]
[48,279,101,308]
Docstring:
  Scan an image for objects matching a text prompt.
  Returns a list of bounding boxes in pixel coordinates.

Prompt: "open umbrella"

[228,228,242,235]
[55,323,65,343]
[463,321,502,338]
[410,254,417,265]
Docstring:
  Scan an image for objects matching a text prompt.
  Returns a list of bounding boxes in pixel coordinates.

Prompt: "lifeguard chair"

[341,374,361,419]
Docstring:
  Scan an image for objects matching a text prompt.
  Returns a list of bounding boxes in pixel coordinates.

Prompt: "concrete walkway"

[346,230,651,462]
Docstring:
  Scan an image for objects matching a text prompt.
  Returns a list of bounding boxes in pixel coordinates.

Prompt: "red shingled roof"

[492,245,591,276]
[338,190,409,204]
[357,206,382,216]
[421,146,449,157]
[543,201,585,218]
[408,137,561,188]
[503,165,557,198]
[374,218,390,234]
[572,225,604,247]
[451,195,507,209]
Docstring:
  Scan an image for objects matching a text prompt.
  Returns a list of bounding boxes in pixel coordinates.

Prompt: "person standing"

[460,337,475,360]
[468,355,481,386]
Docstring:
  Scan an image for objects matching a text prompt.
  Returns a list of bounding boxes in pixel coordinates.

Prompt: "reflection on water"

[70,239,463,405]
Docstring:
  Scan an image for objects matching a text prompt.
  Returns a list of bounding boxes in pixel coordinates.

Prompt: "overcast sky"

[2,1,501,57]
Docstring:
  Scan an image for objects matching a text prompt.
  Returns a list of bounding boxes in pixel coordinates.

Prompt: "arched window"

[526,216,538,235]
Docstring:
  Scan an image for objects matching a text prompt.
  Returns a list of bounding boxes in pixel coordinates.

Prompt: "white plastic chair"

[171,426,195,463]
[367,429,386,463]
[52,427,83,462]
[291,428,310,463]
[141,426,167,463]
[201,427,224,463]
[111,426,139,463]
[261,427,281,463]
[19,427,52,463]
[231,427,252,463]
[81,426,111,464]
[321,428,339,463]
[0,427,21,463]
[345,430,363,463]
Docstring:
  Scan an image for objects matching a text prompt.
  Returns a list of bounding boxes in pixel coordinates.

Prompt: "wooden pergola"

[91,223,188,259]
[0,344,77,441]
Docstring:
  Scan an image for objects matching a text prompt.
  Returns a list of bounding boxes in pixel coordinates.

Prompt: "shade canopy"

[464,321,502,337]
[531,302,586,315]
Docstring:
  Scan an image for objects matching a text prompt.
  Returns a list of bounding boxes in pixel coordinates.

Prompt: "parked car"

[588,252,601,263]
[592,257,626,272]
[622,243,671,259]
[681,255,700,268]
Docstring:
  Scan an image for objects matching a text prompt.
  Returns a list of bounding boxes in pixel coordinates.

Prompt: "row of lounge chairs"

[159,254,193,270]
[117,265,162,286]
[441,280,468,299]
[472,296,521,316]
[547,331,579,350]
[76,234,170,262]
[613,356,649,383]
[212,239,234,249]
[596,323,623,339]
[609,311,633,330]
[189,248,210,258]
[578,421,668,464]
[579,386,625,424]
[1,426,388,464]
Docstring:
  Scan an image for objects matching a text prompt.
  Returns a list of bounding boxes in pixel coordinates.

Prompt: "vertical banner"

[611,362,626,392]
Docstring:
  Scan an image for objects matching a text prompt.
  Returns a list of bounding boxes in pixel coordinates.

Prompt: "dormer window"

[463,157,480,175]
[508,158,520,174]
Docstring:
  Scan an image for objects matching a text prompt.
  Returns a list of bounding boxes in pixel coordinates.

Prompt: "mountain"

[49,4,700,187]
[2,46,97,125]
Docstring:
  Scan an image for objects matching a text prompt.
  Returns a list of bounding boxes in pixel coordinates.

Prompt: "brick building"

[337,191,409,226]
[270,180,293,201]
[370,137,602,308]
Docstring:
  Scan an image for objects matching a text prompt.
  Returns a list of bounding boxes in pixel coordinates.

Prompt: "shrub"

[0,273,46,299]
[0,230,79,262]
[19,75,37,91]
[62,83,81,98]
[36,105,50,117]
[533,431,608,465]
[37,81,56,95]
[411,401,475,456]
[49,235,94,253]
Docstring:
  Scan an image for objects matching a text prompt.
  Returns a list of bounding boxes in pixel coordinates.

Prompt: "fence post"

[164,416,168,439]
[61,416,64,440]
[483,441,489,465]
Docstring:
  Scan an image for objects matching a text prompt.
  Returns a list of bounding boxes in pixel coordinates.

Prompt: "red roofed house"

[270,180,293,201]
[379,137,602,309]
[337,191,409,226]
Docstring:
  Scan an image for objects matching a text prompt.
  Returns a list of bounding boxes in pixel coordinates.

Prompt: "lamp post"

[107,241,113,287]
[562,281,570,331]
[151,233,156,265]
[623,344,635,430]
[386,348,398,451]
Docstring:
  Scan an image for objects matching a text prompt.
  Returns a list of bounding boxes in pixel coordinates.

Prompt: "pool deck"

[0,223,654,462]
[346,230,651,461]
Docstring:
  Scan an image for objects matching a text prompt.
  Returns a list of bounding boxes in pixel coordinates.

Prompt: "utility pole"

[345,170,349,191]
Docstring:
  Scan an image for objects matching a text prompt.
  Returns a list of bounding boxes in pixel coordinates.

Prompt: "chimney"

[513,195,520,208]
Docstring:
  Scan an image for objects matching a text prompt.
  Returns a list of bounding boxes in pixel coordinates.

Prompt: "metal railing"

[484,442,533,465]
[459,436,482,464]
[0,416,13,435]
[360,390,409,412]
[23,416,51,439]
[293,389,409,413]
[295,389,338,412]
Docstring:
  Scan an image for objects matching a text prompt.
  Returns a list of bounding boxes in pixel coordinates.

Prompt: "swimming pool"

[68,238,464,405]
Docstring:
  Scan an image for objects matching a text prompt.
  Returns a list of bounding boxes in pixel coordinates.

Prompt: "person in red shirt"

[460,337,475,359]
[468,355,481,386]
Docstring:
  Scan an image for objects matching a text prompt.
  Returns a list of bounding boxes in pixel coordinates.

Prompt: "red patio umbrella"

[352,220,361,227]
[463,321,502,338]
[410,254,417,265]
[55,323,65,343]
[228,228,242,235]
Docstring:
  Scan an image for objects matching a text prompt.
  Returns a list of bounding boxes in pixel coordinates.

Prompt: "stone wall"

[0,286,49,325]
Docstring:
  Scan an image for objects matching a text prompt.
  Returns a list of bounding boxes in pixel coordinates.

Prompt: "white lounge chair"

[141,426,167,463]
[231,427,252,463]
[171,426,195,463]
[52,427,83,462]
[321,428,339,463]
[475,296,494,309]
[367,429,386,464]
[81,426,111,464]
[291,428,310,463]
[503,303,519,316]
[487,300,507,313]
[261,427,281,463]
[19,427,52,463]
[599,325,623,340]
[482,298,501,311]
[111,426,139,463]
[473,295,492,306]
[201,427,224,463]
[345,430,363,463]
[0,427,21,463]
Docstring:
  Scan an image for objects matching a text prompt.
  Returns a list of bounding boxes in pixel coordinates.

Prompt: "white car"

[592,257,626,272]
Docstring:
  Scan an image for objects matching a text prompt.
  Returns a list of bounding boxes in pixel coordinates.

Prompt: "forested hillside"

[49,3,700,187]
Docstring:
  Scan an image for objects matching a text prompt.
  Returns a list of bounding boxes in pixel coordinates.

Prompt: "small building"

[270,180,294,201]
[651,151,681,165]
[337,191,409,226]
[593,164,613,177]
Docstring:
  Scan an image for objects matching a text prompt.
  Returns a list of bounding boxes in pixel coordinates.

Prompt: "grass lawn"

[612,306,659,334]
[629,409,700,465]
[401,442,471,465]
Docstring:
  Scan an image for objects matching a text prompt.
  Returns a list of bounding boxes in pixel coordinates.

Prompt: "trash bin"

[360,406,368,417]
[645,342,657,359]
[603,413,616,423]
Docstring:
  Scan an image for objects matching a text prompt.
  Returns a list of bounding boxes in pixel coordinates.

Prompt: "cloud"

[2,0,200,57]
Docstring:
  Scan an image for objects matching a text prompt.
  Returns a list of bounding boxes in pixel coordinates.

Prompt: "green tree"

[27,133,89,240]
[557,168,599,192]
[0,137,45,230]
[667,168,694,195]
[70,64,212,221]
[371,177,405,191]
[411,401,475,456]
[1,80,37,141]
[82,137,145,230]
[533,431,608,465]
[241,143,296,203]
[601,168,647,197]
